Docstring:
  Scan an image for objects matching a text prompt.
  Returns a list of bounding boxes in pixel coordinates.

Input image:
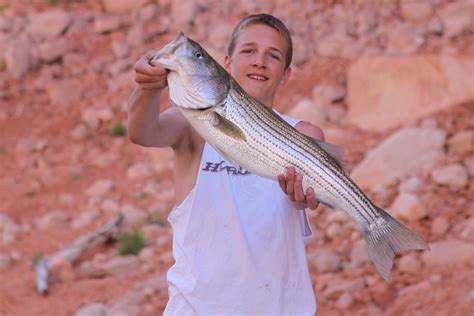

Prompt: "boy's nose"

[252,53,267,68]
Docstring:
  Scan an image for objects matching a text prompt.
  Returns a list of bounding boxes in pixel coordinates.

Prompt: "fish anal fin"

[317,199,335,209]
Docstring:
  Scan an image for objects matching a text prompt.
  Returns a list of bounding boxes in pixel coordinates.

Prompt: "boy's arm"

[127,50,190,149]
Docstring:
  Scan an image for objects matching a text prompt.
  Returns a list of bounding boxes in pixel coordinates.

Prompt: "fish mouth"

[149,32,187,70]
[247,74,269,81]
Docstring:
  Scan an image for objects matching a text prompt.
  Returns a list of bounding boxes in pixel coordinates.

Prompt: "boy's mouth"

[247,74,268,81]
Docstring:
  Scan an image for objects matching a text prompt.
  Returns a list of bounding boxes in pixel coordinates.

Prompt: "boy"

[128,14,323,315]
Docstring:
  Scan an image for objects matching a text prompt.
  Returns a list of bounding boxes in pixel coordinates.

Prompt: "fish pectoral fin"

[211,112,246,141]
[312,139,346,172]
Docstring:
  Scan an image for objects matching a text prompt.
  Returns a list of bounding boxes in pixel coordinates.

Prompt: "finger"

[294,173,305,203]
[277,174,287,194]
[144,50,169,75]
[139,82,168,90]
[135,72,167,84]
[135,77,168,89]
[306,187,319,210]
[145,50,158,60]
[135,61,169,76]
[135,53,169,75]
[286,167,295,197]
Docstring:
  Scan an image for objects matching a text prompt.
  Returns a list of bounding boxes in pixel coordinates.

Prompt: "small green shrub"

[118,231,146,256]
[32,252,44,266]
[24,191,36,198]
[148,216,167,228]
[110,122,127,137]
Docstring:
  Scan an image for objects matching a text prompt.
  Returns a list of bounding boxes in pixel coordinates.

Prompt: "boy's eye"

[270,53,280,60]
[241,49,253,53]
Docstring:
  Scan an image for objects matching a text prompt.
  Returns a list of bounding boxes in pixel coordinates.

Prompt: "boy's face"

[224,24,291,107]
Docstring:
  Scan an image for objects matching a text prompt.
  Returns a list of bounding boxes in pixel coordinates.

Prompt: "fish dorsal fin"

[312,139,346,172]
[211,112,246,141]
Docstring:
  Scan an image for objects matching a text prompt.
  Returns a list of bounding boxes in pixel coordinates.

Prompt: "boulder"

[398,176,424,193]
[351,127,446,189]
[397,253,421,274]
[430,164,468,190]
[431,216,450,236]
[426,16,444,35]
[27,10,72,39]
[464,156,474,177]
[336,292,354,309]
[37,210,70,230]
[122,207,148,231]
[100,199,119,213]
[81,107,113,130]
[316,32,349,58]
[422,240,474,266]
[170,0,198,31]
[71,211,99,228]
[346,56,474,131]
[460,218,474,239]
[308,250,342,273]
[93,15,122,34]
[99,256,141,276]
[75,303,109,316]
[47,80,83,107]
[101,0,150,13]
[323,278,365,299]
[4,36,33,79]
[111,41,130,59]
[350,239,370,267]
[0,32,9,68]
[447,129,474,155]
[389,192,427,222]
[385,22,424,55]
[85,179,114,197]
[0,253,12,270]
[287,99,327,127]
[400,0,433,22]
[37,38,74,63]
[126,163,153,180]
[312,84,346,105]
[439,0,474,38]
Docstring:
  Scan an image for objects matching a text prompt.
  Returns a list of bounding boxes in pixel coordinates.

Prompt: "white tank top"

[164,113,316,315]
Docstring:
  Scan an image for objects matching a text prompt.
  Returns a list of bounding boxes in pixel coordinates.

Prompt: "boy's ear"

[224,55,231,71]
[281,66,292,85]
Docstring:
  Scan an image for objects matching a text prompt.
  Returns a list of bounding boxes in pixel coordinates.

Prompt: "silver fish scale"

[222,81,380,226]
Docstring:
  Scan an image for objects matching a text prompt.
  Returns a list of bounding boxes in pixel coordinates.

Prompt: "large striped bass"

[150,33,429,281]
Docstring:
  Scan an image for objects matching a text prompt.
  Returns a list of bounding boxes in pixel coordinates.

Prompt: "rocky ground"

[0,0,473,315]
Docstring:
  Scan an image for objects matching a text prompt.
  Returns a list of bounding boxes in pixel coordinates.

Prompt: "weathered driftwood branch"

[35,213,125,294]
[35,257,49,294]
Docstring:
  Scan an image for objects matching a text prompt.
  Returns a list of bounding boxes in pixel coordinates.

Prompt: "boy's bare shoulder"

[295,120,325,141]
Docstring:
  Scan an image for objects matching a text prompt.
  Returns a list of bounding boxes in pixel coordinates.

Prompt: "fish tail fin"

[361,207,429,281]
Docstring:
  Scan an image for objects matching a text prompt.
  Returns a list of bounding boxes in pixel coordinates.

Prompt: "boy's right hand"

[134,50,169,90]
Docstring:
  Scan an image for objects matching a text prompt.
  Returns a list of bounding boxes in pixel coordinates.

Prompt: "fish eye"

[194,51,203,59]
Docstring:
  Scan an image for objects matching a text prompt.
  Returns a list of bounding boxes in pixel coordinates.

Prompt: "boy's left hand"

[278,166,319,210]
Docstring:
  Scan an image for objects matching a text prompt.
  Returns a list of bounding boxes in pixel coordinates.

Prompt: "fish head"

[150,32,230,110]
